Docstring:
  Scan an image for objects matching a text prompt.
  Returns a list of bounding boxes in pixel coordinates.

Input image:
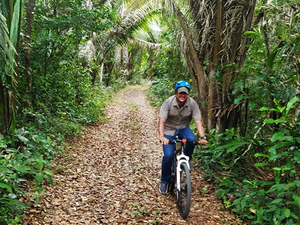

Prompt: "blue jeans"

[161,126,196,184]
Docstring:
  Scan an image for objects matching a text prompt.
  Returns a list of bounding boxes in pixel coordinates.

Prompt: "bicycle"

[167,136,203,219]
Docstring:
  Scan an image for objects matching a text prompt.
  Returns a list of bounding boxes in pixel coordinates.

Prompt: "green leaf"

[259,107,269,111]
[280,162,294,170]
[43,169,54,176]
[271,198,283,204]
[242,180,252,185]
[284,182,295,190]
[259,89,268,97]
[244,30,260,38]
[45,174,53,185]
[281,136,294,142]
[13,165,31,173]
[5,148,18,153]
[34,155,44,171]
[10,0,22,47]
[294,151,300,163]
[269,151,290,161]
[260,108,278,112]
[0,183,12,193]
[284,208,291,218]
[274,118,285,124]
[266,51,278,68]
[292,194,300,206]
[29,168,38,175]
[35,173,45,183]
[268,184,285,193]
[255,163,270,167]
[273,98,280,107]
[249,101,256,110]
[16,178,27,182]
[35,195,40,204]
[15,135,29,143]
[277,106,285,113]
[254,153,270,158]
[286,97,299,114]
[241,199,246,209]
[234,80,244,90]
[264,119,275,123]
[268,142,290,156]
[227,142,247,153]
[293,180,300,186]
[234,95,244,104]
[215,140,247,153]
[271,131,285,142]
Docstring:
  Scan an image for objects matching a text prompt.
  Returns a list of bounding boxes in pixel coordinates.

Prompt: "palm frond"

[0,13,16,76]
[133,38,161,49]
[94,0,161,65]
[165,0,256,65]
[0,13,11,59]
[9,0,21,48]
[112,1,161,45]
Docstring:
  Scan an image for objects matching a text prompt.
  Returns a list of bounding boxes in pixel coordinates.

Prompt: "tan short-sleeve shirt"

[159,95,202,135]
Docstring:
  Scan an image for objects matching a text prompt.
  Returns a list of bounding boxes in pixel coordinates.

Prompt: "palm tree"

[0,12,15,134]
[0,0,22,134]
[92,0,161,83]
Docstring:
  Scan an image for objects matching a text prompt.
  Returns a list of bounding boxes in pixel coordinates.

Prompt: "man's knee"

[163,146,174,159]
[163,151,173,160]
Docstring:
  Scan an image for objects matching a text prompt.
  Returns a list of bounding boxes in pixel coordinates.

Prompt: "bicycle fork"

[176,153,190,192]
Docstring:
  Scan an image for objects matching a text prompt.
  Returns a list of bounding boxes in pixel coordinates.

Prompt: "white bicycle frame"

[176,152,190,192]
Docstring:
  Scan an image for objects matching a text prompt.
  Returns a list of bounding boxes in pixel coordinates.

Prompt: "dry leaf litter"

[24,84,244,225]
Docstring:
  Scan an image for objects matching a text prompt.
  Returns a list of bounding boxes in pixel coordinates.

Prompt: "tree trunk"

[0,84,10,134]
[208,0,222,131]
[184,0,257,133]
[173,4,208,127]
[24,0,37,107]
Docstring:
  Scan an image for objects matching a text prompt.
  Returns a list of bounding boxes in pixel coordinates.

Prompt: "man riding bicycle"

[158,80,207,194]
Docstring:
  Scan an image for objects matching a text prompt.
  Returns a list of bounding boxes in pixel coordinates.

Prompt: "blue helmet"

[174,80,191,91]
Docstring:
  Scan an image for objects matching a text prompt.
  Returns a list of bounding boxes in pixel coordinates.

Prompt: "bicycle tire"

[177,162,191,219]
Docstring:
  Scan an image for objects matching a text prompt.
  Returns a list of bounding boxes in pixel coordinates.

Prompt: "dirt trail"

[25,84,242,225]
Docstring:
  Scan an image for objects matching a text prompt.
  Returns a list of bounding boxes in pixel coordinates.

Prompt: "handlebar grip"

[169,140,177,145]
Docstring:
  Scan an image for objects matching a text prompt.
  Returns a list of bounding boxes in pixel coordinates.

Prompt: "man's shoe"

[159,183,168,194]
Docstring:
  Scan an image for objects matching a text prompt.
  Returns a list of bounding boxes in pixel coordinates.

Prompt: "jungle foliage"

[0,0,120,223]
[0,0,299,224]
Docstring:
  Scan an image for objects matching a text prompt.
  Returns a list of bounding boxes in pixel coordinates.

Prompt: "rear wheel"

[177,162,191,219]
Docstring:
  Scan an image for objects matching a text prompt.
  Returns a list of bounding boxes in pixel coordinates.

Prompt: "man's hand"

[198,139,208,145]
[160,137,169,145]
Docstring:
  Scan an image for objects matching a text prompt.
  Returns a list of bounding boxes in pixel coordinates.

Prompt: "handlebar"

[168,138,206,146]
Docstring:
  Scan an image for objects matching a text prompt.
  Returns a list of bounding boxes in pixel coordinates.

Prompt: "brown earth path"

[24,83,243,225]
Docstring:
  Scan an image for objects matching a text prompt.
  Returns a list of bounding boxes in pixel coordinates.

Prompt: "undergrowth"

[0,84,113,224]
[194,97,300,225]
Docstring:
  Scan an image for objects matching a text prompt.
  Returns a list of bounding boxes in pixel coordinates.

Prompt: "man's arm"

[158,118,169,145]
[195,120,208,145]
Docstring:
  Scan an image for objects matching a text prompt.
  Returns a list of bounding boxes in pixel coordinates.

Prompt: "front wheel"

[177,162,191,219]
